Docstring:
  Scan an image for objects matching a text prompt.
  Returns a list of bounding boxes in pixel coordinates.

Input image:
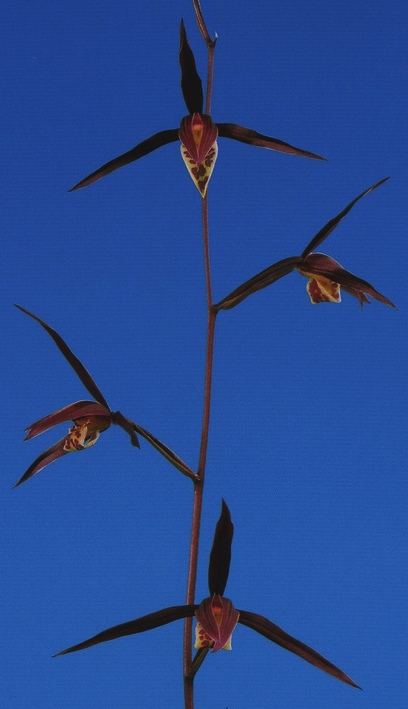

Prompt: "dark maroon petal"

[301,177,390,258]
[69,129,180,190]
[208,500,233,596]
[15,305,110,409]
[110,411,140,448]
[301,253,396,308]
[25,401,111,440]
[217,123,325,160]
[54,605,198,656]
[132,422,198,481]
[215,257,301,310]
[14,439,70,488]
[179,20,203,114]
[195,596,240,652]
[238,610,360,688]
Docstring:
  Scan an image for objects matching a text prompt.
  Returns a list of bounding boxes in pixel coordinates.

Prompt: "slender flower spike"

[69,21,324,197]
[215,178,396,310]
[55,500,360,690]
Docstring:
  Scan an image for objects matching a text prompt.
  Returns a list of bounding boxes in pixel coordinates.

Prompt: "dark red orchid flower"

[69,20,324,198]
[55,500,359,690]
[15,305,196,487]
[215,177,395,310]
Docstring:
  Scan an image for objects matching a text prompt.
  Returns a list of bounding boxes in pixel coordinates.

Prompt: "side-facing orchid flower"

[15,305,197,486]
[69,20,324,197]
[215,177,395,310]
[55,500,360,690]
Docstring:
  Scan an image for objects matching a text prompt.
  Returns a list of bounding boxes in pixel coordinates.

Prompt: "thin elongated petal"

[179,20,203,114]
[208,500,233,596]
[69,129,180,191]
[15,305,110,409]
[300,254,396,308]
[238,610,360,688]
[195,596,240,652]
[215,257,301,310]
[14,438,70,487]
[25,401,111,440]
[217,123,325,160]
[132,422,198,481]
[301,177,390,258]
[54,605,198,656]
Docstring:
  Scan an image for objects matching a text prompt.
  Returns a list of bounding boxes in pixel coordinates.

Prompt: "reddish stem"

[183,195,217,708]
[205,43,215,115]
[183,5,217,706]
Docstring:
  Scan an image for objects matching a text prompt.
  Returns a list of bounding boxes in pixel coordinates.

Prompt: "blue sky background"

[1,0,407,707]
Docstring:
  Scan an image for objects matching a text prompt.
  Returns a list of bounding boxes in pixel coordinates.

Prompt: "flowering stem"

[183,194,217,708]
[205,43,215,115]
[183,6,217,706]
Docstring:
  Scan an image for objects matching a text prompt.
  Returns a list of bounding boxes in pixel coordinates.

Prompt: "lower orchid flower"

[55,500,360,690]
[215,177,395,310]
[15,306,197,486]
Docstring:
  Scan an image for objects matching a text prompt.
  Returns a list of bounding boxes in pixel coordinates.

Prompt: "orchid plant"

[15,1,394,707]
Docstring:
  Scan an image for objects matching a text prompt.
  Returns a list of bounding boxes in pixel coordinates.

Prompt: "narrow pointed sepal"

[15,305,110,408]
[195,596,240,652]
[237,610,360,688]
[208,500,233,596]
[14,439,70,487]
[179,20,203,114]
[217,123,325,160]
[301,177,391,258]
[15,409,111,487]
[54,605,198,656]
[180,114,218,196]
[69,129,180,190]
[215,257,301,310]
[24,401,111,440]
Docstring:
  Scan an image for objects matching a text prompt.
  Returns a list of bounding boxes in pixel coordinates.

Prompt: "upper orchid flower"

[69,20,324,197]
[215,178,395,310]
[55,500,359,690]
[15,305,197,487]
